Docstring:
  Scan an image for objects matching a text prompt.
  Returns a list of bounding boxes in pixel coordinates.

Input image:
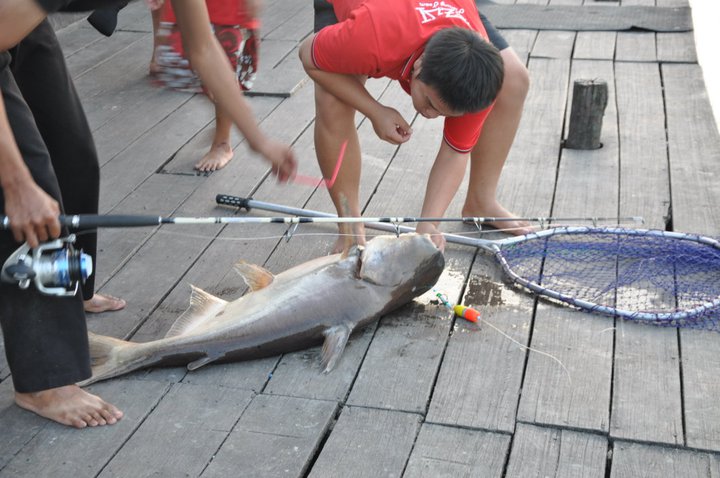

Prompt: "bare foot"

[195,142,233,172]
[330,224,365,254]
[15,385,123,429]
[462,200,533,236]
[84,293,126,314]
[149,59,160,77]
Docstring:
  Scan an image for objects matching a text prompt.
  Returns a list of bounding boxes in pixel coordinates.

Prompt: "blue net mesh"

[497,228,720,330]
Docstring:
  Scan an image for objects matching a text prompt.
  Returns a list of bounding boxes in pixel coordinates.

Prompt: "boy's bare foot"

[195,142,233,172]
[462,200,533,236]
[84,293,126,314]
[15,385,123,429]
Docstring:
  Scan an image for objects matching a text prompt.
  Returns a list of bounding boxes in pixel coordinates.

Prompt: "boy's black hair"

[418,27,504,114]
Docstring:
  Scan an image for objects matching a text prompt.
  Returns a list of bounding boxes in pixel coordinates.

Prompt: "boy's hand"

[257,140,297,183]
[370,105,412,145]
[416,222,445,252]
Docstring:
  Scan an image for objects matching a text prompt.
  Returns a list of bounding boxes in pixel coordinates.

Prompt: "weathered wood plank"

[259,0,307,38]
[98,94,216,211]
[56,21,104,58]
[610,441,720,477]
[664,62,720,451]
[657,31,697,63]
[404,424,511,478]
[531,30,576,59]
[263,4,313,42]
[426,246,533,433]
[0,379,170,478]
[616,62,670,227]
[64,31,145,79]
[681,330,720,452]
[505,423,608,478]
[616,32,656,63]
[92,88,195,165]
[202,394,337,478]
[611,321,683,445]
[0,382,46,471]
[612,61,683,446]
[663,63,720,236]
[307,407,421,478]
[98,383,254,478]
[574,31,616,60]
[518,59,617,432]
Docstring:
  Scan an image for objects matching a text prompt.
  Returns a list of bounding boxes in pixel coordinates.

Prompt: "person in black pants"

[0,42,124,427]
[9,19,127,314]
[0,0,296,429]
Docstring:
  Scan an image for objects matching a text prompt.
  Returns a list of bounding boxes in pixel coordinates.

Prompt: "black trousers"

[10,19,101,300]
[0,20,93,393]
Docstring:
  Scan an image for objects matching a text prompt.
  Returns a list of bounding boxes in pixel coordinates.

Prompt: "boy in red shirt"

[299,0,530,251]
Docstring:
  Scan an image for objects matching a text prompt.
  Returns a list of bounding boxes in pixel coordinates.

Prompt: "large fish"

[81,233,444,385]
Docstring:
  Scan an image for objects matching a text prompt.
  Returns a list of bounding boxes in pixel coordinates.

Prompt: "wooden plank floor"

[2,0,720,476]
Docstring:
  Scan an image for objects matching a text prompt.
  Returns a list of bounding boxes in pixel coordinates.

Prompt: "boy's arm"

[0,91,60,247]
[170,0,296,181]
[299,35,412,145]
[415,141,469,251]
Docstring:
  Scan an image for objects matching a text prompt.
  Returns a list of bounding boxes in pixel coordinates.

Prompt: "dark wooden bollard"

[565,79,608,150]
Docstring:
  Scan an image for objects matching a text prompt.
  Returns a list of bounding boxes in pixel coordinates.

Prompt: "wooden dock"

[2,0,720,476]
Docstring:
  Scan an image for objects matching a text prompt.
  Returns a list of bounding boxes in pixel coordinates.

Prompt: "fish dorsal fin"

[321,324,354,373]
[165,285,228,338]
[234,260,274,291]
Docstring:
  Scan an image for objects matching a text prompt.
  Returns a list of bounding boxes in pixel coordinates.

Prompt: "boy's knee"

[315,87,355,122]
[499,49,529,101]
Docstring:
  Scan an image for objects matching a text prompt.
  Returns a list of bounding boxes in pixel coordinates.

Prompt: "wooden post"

[565,79,608,150]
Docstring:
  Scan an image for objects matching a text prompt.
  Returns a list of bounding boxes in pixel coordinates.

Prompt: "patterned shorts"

[154,22,259,93]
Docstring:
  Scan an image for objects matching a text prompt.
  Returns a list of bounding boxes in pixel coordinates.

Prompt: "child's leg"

[314,82,365,253]
[149,8,161,75]
[195,107,234,172]
[463,47,532,234]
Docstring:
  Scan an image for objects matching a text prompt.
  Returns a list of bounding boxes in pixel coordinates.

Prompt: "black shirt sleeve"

[34,0,126,13]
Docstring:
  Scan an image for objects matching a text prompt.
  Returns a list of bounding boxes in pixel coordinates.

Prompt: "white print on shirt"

[415,1,471,27]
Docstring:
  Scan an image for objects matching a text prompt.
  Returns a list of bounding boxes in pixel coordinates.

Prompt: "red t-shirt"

[312,0,495,153]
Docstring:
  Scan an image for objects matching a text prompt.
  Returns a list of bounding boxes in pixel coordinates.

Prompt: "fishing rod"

[214,194,645,247]
[0,208,644,231]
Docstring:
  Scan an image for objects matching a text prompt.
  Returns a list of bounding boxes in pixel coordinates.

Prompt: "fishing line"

[433,288,572,384]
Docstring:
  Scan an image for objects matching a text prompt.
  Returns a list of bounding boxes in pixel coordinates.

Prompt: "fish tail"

[81,332,143,385]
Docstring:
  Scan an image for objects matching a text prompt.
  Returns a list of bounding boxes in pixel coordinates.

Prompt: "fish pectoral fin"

[187,352,223,371]
[321,324,354,373]
[165,285,228,338]
[234,260,274,291]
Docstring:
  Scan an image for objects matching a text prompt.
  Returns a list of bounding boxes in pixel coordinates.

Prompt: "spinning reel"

[1,235,93,297]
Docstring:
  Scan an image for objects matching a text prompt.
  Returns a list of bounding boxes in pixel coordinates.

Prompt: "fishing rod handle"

[216,194,253,211]
[1,214,162,230]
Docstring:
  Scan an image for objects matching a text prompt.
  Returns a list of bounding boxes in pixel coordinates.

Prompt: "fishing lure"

[433,289,481,323]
